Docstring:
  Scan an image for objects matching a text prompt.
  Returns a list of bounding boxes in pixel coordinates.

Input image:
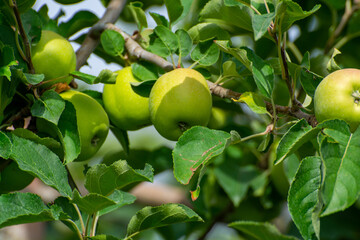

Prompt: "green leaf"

[154,25,179,55]
[288,156,322,240]
[0,192,56,228]
[191,40,220,66]
[58,10,98,38]
[89,235,120,240]
[149,12,169,28]
[85,160,154,196]
[17,0,36,13]
[9,134,72,197]
[21,9,42,44]
[100,30,125,57]
[147,32,171,58]
[54,0,84,4]
[165,0,183,25]
[0,131,12,159]
[234,92,268,115]
[0,45,18,80]
[99,190,136,216]
[175,29,192,58]
[320,123,360,216]
[188,23,231,43]
[173,126,231,185]
[23,73,45,85]
[275,1,321,33]
[110,126,129,156]
[131,61,159,81]
[128,2,147,32]
[298,68,323,98]
[215,40,252,71]
[31,90,66,125]
[214,164,262,207]
[71,190,135,215]
[327,48,342,73]
[126,204,203,237]
[229,221,298,240]
[222,60,241,78]
[252,12,275,41]
[71,69,117,84]
[245,47,274,99]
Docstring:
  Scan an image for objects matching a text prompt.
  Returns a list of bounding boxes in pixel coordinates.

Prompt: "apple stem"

[352,90,360,104]
[178,122,189,132]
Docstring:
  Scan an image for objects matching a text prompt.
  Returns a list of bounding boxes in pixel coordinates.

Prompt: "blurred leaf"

[173,126,231,185]
[99,190,136,216]
[327,48,341,73]
[191,40,220,66]
[17,0,36,13]
[54,0,84,4]
[222,60,240,77]
[71,69,117,84]
[245,47,274,98]
[164,0,192,26]
[0,131,12,159]
[229,221,299,240]
[234,92,268,115]
[110,126,129,156]
[149,12,169,27]
[154,25,179,55]
[100,30,125,57]
[58,10,98,38]
[0,192,56,228]
[31,90,65,125]
[71,190,136,215]
[275,1,321,33]
[89,235,120,240]
[85,160,154,196]
[0,45,18,80]
[288,156,322,240]
[175,29,192,58]
[9,134,72,197]
[126,204,203,237]
[252,12,275,41]
[215,40,251,71]
[188,22,231,43]
[214,164,262,207]
[348,11,360,35]
[128,2,147,32]
[21,9,42,44]
[320,123,360,216]
[298,68,323,98]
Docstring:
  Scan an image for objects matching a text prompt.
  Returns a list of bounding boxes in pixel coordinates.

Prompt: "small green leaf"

[149,12,169,28]
[31,90,65,125]
[126,204,203,237]
[173,126,231,185]
[191,40,220,66]
[165,0,183,25]
[0,45,18,80]
[229,221,299,240]
[128,2,147,32]
[85,160,154,196]
[54,0,84,4]
[234,92,268,115]
[100,30,125,57]
[71,69,117,84]
[0,192,56,228]
[175,29,192,58]
[89,235,120,240]
[215,41,252,71]
[252,12,275,41]
[131,61,159,81]
[110,126,129,156]
[147,32,171,58]
[99,190,136,216]
[154,25,179,55]
[288,156,322,240]
[327,48,342,73]
[23,73,45,85]
[0,131,12,159]
[188,22,231,43]
[9,134,72,197]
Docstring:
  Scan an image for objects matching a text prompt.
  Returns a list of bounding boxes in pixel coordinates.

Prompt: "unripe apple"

[60,90,109,161]
[314,68,360,131]
[102,66,151,130]
[149,68,212,141]
[0,160,34,193]
[31,30,76,88]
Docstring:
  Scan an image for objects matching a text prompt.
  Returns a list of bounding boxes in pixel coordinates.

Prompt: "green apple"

[207,107,227,129]
[60,90,110,161]
[314,68,360,131]
[149,68,212,141]
[103,66,151,130]
[31,30,76,88]
[0,160,34,193]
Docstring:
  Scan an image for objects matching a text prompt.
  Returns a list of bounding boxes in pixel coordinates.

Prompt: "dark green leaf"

[126,204,203,237]
[229,221,299,240]
[288,157,322,240]
[0,192,56,228]
[100,30,125,57]
[31,90,65,125]
[85,160,154,196]
[252,12,275,41]
[99,190,136,216]
[0,45,18,80]
[9,134,72,197]
[0,131,12,159]
[165,0,183,25]
[89,235,120,240]
[54,0,84,4]
[173,126,231,185]
[128,2,148,32]
[149,12,169,28]
[58,10,98,38]
[23,73,45,85]
[21,9,42,44]
[110,126,129,156]
[17,0,36,13]
[191,40,220,66]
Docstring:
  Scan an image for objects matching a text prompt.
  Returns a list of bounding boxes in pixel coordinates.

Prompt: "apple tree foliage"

[1,0,360,239]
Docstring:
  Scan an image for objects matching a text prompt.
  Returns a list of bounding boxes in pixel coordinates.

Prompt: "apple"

[102,66,151,130]
[207,107,227,129]
[314,68,360,131]
[149,68,212,141]
[31,30,76,88]
[0,160,34,193]
[60,90,110,161]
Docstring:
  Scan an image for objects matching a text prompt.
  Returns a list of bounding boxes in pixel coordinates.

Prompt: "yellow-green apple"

[314,68,360,131]
[31,30,76,87]
[102,66,151,130]
[149,68,212,141]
